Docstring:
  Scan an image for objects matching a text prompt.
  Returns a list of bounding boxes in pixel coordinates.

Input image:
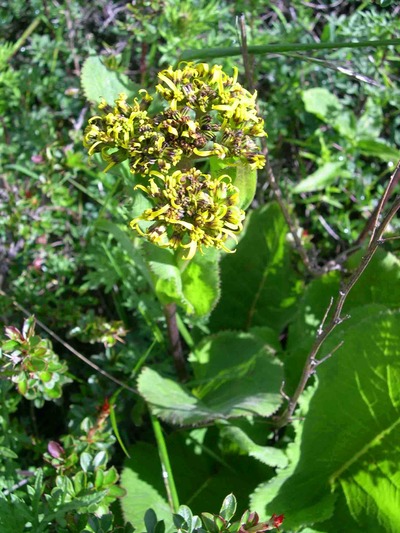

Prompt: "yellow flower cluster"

[130,168,245,260]
[84,63,267,174]
[83,63,267,259]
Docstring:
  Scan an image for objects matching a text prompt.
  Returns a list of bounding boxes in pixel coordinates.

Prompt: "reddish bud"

[31,154,44,164]
[48,441,65,458]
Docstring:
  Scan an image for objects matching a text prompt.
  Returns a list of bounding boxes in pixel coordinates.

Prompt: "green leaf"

[143,244,192,313]
[356,97,383,139]
[144,509,161,533]
[209,203,301,334]
[252,310,400,530]
[175,505,193,532]
[80,452,92,473]
[0,492,34,532]
[355,138,400,162]
[286,250,400,394]
[201,513,219,533]
[219,493,237,522]
[210,157,257,210]
[302,88,356,138]
[219,424,288,468]
[138,367,213,425]
[139,332,283,425]
[81,56,139,104]
[95,218,152,286]
[0,446,18,459]
[233,162,258,210]
[292,162,349,193]
[181,248,220,317]
[1,340,20,351]
[120,443,173,532]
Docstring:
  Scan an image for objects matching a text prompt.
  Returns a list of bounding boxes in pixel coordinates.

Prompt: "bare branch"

[276,191,400,427]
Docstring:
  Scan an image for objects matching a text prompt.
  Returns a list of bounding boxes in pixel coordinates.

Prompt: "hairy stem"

[164,303,187,381]
[150,413,180,512]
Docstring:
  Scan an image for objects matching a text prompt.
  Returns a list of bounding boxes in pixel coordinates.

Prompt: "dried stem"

[355,161,400,246]
[238,15,255,93]
[239,17,322,276]
[277,192,400,427]
[164,303,187,381]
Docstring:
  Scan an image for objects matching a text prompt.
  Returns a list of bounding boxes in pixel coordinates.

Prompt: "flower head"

[130,168,245,260]
[84,63,267,260]
[84,63,267,176]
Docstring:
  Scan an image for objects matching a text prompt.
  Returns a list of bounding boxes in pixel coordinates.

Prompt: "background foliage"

[1,1,400,531]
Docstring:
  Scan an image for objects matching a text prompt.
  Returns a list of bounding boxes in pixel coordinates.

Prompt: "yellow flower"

[84,63,267,176]
[130,168,245,260]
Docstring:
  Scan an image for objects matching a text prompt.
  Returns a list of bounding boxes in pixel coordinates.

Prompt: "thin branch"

[238,21,322,276]
[355,161,400,247]
[164,303,187,381]
[1,290,137,394]
[277,192,400,427]
[238,14,255,93]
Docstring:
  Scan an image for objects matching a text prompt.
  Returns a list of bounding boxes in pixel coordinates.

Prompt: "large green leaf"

[122,433,269,526]
[251,310,400,530]
[285,250,400,394]
[218,424,288,468]
[138,332,283,425]
[142,243,221,317]
[120,443,173,532]
[209,203,301,334]
[81,56,139,104]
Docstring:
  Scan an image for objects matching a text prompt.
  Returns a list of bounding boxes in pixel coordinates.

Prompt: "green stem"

[150,413,180,512]
[8,16,43,61]
[181,38,400,61]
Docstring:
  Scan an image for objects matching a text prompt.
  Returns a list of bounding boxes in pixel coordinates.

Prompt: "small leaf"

[356,138,400,162]
[144,509,157,533]
[219,493,237,522]
[80,452,92,473]
[93,450,107,469]
[0,446,18,459]
[302,88,355,138]
[177,505,193,531]
[201,512,219,533]
[292,162,348,193]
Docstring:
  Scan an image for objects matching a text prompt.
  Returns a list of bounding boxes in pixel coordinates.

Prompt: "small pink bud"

[31,154,44,164]
[48,441,65,458]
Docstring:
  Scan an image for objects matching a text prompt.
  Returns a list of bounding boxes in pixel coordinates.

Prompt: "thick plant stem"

[150,413,180,512]
[164,303,187,381]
